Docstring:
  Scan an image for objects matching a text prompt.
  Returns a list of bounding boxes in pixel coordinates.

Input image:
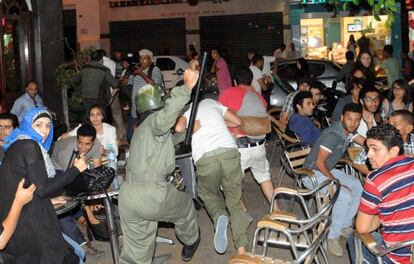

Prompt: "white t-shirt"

[356,118,377,138]
[184,99,237,163]
[249,65,264,93]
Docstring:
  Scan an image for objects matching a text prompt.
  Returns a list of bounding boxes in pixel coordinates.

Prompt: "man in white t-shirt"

[352,87,380,146]
[249,54,272,94]
[96,49,127,143]
[175,99,249,256]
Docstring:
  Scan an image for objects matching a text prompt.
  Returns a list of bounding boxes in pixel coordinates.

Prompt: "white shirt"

[184,99,237,163]
[103,56,117,92]
[249,65,265,93]
[356,118,377,138]
[66,122,118,156]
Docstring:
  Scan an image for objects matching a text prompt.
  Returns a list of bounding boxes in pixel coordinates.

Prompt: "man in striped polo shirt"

[348,124,414,263]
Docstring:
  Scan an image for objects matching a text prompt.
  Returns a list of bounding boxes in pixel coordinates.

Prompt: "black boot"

[181,236,200,262]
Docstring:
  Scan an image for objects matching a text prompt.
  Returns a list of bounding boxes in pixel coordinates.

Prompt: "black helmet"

[135,84,167,114]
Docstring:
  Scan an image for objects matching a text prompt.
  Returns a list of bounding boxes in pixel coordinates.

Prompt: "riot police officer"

[118,68,200,264]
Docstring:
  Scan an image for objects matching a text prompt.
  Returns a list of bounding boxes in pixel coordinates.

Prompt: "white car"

[153,56,189,90]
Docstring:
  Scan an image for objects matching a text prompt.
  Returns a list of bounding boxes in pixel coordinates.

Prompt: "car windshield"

[273,75,294,94]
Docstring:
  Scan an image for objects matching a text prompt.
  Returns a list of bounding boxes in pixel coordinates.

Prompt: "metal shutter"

[200,12,284,66]
[109,18,186,56]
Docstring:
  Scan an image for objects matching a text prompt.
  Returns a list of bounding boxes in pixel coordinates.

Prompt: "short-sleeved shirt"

[356,118,377,139]
[215,58,232,91]
[183,99,236,163]
[381,57,402,88]
[219,84,267,139]
[359,155,414,264]
[249,65,265,93]
[130,65,163,118]
[51,136,102,170]
[288,113,320,146]
[282,91,299,114]
[303,121,354,170]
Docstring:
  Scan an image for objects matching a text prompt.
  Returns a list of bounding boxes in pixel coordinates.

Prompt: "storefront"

[290,2,401,64]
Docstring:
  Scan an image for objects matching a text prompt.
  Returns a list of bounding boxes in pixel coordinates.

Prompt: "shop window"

[155,58,175,71]
[308,63,325,77]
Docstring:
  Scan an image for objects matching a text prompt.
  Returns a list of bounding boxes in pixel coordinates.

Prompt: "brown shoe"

[82,242,104,257]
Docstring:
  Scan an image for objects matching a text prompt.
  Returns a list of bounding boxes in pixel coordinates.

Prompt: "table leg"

[103,196,120,264]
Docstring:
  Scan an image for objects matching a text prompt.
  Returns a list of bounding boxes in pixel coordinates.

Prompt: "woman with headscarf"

[0,107,87,264]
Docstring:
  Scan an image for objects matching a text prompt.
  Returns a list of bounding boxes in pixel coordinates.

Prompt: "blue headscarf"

[3,107,54,151]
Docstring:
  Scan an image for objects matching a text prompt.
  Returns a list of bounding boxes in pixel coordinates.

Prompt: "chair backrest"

[268,114,298,148]
[252,216,331,263]
[282,143,311,174]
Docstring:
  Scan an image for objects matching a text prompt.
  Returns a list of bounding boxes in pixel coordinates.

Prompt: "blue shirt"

[10,93,45,121]
[288,113,320,146]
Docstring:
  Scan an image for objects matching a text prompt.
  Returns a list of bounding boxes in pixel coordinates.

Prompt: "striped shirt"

[360,155,414,264]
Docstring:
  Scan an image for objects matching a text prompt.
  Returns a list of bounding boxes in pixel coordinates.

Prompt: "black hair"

[77,124,97,141]
[293,91,313,113]
[234,67,253,85]
[346,76,365,94]
[367,124,404,155]
[355,51,375,72]
[112,49,122,53]
[345,50,354,61]
[96,49,107,57]
[251,54,264,65]
[297,76,316,88]
[280,43,286,50]
[25,80,38,89]
[247,48,257,55]
[342,103,362,115]
[359,86,380,101]
[297,58,309,76]
[383,45,393,56]
[390,110,414,126]
[0,112,18,128]
[90,51,103,62]
[390,79,411,105]
[310,81,325,92]
[87,104,106,121]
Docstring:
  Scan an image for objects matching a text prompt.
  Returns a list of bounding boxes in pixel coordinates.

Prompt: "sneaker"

[341,227,354,238]
[214,215,229,254]
[181,236,201,262]
[327,239,343,257]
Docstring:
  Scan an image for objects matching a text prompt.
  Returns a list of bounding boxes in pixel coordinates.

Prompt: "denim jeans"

[303,169,363,239]
[347,232,383,264]
[62,233,85,264]
[59,209,86,245]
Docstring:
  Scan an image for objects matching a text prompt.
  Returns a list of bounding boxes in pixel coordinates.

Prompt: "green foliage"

[55,47,96,106]
[329,0,397,29]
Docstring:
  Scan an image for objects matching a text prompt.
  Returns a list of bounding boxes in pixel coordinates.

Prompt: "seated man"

[353,110,414,175]
[279,77,314,127]
[51,124,102,254]
[348,124,414,264]
[0,113,19,161]
[302,103,363,256]
[287,91,320,145]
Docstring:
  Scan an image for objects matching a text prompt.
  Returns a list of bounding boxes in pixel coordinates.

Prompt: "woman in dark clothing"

[297,58,310,80]
[0,107,87,264]
[354,51,376,88]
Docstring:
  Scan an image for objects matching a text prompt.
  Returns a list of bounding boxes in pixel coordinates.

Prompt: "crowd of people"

[0,38,413,264]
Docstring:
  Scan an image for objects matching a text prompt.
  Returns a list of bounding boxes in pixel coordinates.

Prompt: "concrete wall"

[63,0,291,53]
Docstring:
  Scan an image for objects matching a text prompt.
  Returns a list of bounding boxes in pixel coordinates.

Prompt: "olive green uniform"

[118,85,199,264]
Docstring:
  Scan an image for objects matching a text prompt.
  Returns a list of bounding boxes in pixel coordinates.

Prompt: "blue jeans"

[59,209,86,245]
[63,233,85,264]
[127,115,138,143]
[303,169,363,239]
[347,232,383,264]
